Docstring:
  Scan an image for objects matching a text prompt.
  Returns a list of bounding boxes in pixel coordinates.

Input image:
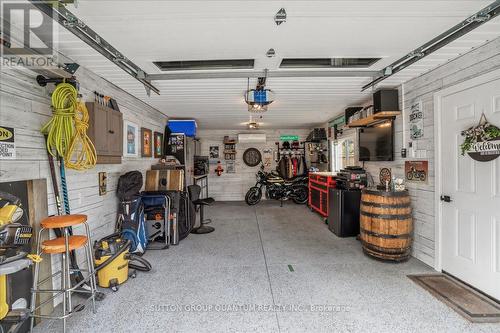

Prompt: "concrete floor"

[35,201,500,333]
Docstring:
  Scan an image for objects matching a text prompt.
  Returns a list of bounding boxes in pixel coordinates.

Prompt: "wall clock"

[243,148,262,167]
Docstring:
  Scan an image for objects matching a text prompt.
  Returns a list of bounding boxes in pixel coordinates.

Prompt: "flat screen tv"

[358,121,394,161]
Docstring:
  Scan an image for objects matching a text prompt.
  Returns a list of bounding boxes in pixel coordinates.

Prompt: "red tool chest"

[308,173,336,217]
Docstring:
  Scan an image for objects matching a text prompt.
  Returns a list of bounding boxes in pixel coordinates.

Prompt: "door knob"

[440,195,452,203]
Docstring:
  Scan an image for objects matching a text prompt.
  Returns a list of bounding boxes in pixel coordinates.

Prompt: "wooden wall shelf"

[347,111,401,128]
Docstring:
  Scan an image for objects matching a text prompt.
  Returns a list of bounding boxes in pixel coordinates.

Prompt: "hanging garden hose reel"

[40,76,97,170]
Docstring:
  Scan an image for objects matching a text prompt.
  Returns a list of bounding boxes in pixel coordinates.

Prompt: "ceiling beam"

[146,70,380,81]
[362,0,500,91]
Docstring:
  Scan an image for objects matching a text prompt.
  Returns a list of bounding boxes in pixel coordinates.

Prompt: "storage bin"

[168,120,197,137]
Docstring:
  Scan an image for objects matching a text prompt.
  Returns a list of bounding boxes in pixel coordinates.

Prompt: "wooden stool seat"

[41,214,87,229]
[42,235,88,254]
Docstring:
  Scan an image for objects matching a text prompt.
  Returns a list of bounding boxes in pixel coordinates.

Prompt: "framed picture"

[141,127,153,157]
[226,160,235,173]
[124,121,139,157]
[209,145,219,159]
[153,131,164,158]
[405,160,428,184]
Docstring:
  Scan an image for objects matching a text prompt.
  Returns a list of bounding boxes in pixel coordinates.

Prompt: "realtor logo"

[1,1,55,59]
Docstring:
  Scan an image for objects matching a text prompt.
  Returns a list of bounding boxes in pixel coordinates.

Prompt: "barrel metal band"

[360,211,412,219]
[361,228,411,239]
[360,228,411,239]
[361,201,410,208]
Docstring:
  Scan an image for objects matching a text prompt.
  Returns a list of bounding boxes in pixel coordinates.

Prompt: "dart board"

[243,148,262,167]
[379,168,392,185]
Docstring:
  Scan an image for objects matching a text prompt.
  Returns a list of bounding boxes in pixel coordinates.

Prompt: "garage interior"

[1,1,500,332]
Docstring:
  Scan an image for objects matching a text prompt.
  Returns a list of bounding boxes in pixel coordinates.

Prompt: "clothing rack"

[275,142,306,162]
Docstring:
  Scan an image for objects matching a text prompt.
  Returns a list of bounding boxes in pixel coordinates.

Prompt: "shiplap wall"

[0,66,167,278]
[364,37,500,267]
[197,129,309,201]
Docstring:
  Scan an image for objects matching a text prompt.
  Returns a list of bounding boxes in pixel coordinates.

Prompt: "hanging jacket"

[292,157,298,177]
[278,157,288,179]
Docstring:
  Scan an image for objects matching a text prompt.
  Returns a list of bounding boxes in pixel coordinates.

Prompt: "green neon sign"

[280,135,299,141]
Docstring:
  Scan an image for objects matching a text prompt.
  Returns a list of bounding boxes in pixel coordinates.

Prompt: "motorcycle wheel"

[245,187,262,205]
[292,185,308,204]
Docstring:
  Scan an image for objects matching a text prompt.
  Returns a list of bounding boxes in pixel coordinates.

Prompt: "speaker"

[373,89,399,113]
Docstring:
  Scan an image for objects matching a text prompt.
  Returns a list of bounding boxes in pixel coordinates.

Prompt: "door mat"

[408,274,500,323]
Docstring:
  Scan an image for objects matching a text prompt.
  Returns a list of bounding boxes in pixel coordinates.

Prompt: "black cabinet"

[328,189,361,237]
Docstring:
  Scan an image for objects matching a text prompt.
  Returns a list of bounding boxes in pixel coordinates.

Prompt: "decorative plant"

[460,116,500,155]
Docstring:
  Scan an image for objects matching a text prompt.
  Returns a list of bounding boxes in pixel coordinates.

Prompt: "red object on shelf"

[308,173,336,217]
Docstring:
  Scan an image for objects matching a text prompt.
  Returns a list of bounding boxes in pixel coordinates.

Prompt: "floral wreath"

[460,113,500,155]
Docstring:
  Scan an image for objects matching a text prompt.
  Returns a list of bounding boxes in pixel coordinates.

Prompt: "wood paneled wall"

[364,37,500,267]
[197,129,309,201]
[0,66,167,282]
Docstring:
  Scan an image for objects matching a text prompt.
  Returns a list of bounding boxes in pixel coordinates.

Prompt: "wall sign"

[209,146,219,159]
[280,135,299,141]
[461,114,500,162]
[153,131,163,158]
[405,160,428,184]
[226,160,236,173]
[409,101,424,140]
[141,127,152,157]
[329,115,345,128]
[0,126,16,159]
[98,172,107,196]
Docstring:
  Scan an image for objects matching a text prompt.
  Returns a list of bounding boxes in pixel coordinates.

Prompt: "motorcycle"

[245,166,309,206]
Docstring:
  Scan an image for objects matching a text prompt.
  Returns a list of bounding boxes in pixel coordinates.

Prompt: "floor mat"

[408,274,500,323]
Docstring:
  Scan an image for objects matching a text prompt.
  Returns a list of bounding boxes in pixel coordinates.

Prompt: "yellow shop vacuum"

[94,233,151,292]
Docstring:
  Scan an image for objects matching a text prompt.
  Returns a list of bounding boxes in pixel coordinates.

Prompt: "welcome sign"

[0,126,15,159]
[467,139,500,162]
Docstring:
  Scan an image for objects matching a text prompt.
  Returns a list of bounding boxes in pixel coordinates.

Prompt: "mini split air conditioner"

[238,133,267,144]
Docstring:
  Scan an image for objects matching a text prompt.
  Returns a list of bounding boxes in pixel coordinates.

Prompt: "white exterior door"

[438,72,500,300]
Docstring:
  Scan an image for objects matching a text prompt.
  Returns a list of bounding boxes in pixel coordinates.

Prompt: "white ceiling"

[51,0,500,129]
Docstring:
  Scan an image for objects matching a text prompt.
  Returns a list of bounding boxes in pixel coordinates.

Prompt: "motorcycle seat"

[286,175,308,182]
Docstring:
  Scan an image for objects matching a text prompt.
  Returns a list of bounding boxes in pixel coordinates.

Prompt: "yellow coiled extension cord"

[41,82,96,170]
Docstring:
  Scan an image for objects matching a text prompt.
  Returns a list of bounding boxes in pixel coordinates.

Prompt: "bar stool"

[30,214,97,333]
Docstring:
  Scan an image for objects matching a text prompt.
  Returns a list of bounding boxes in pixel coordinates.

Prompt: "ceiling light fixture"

[248,104,268,113]
[245,75,274,113]
[248,121,259,129]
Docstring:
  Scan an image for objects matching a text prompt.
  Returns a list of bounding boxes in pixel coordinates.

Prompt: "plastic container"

[168,120,197,137]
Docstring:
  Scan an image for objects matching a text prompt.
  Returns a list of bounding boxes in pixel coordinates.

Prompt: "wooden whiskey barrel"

[360,189,413,262]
